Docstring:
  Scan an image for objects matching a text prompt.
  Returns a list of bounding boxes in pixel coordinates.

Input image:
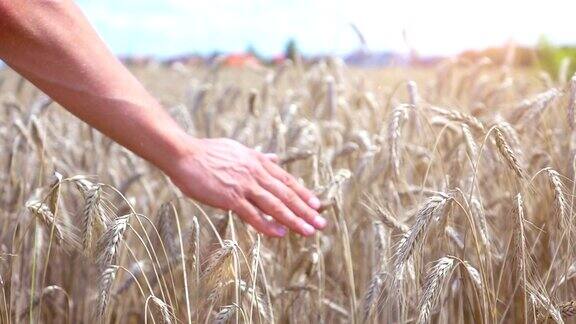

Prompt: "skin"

[0,0,327,237]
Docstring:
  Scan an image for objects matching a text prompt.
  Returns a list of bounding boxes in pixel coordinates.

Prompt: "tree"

[537,36,576,80]
[284,39,299,62]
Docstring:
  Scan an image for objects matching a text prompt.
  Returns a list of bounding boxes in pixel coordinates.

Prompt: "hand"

[166,137,326,237]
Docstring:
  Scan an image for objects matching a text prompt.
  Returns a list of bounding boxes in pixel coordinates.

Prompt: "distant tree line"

[537,37,576,79]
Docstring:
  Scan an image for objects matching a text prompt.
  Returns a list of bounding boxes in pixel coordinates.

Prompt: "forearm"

[0,0,326,237]
[0,0,191,172]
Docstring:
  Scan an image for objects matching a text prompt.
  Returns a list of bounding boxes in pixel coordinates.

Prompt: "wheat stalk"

[387,104,409,178]
[26,200,64,245]
[214,305,238,324]
[393,194,451,282]
[429,105,485,133]
[186,216,200,272]
[150,296,172,324]
[545,168,570,228]
[558,300,576,317]
[157,203,177,257]
[96,214,130,269]
[494,127,525,179]
[495,116,522,156]
[517,88,560,124]
[528,285,563,323]
[512,193,529,285]
[238,280,270,321]
[470,197,490,248]
[82,184,102,256]
[96,265,118,320]
[417,256,456,324]
[362,221,388,320]
[461,123,478,163]
[462,261,483,290]
[201,240,236,291]
[373,205,409,233]
[115,260,150,295]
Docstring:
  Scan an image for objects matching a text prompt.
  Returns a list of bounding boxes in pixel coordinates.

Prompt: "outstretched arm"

[0,0,326,237]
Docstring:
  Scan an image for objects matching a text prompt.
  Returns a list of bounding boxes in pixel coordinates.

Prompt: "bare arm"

[0,0,326,237]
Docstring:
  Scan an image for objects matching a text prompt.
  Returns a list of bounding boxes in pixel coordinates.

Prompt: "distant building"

[223,53,261,68]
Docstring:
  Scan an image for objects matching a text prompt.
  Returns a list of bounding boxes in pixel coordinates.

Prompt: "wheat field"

[1,57,576,323]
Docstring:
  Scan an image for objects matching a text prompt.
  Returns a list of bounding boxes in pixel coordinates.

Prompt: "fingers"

[248,188,316,236]
[261,157,321,210]
[257,173,326,229]
[264,153,279,163]
[232,199,287,237]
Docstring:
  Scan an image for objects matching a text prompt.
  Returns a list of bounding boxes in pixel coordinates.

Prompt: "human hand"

[166,137,326,237]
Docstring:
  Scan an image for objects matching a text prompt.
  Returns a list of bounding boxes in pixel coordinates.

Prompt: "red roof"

[223,53,260,67]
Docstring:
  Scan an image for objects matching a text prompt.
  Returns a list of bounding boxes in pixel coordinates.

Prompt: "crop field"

[1,58,576,323]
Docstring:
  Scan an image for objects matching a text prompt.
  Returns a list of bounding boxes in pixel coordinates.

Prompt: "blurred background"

[77,0,576,75]
[3,1,576,323]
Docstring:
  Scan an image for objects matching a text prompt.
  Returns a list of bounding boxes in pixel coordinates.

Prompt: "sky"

[77,0,576,58]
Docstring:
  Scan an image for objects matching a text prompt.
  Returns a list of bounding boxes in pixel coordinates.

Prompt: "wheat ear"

[494,127,525,179]
[393,194,451,282]
[186,216,200,272]
[528,285,563,323]
[214,305,238,324]
[82,184,102,256]
[96,265,118,320]
[387,105,408,178]
[558,300,576,318]
[545,168,570,228]
[26,201,64,245]
[201,240,236,291]
[417,257,456,324]
[470,198,490,248]
[461,123,478,163]
[96,214,130,269]
[150,296,173,324]
[429,105,485,133]
[362,221,388,320]
[157,203,177,257]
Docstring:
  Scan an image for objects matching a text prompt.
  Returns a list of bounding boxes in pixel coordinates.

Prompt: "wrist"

[157,132,203,179]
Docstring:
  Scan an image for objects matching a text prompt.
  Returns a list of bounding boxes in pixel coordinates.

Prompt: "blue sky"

[77,0,576,58]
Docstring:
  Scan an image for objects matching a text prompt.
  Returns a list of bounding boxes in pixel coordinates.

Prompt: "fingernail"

[313,216,327,229]
[302,223,316,236]
[308,197,321,210]
[276,226,287,237]
[265,153,279,162]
